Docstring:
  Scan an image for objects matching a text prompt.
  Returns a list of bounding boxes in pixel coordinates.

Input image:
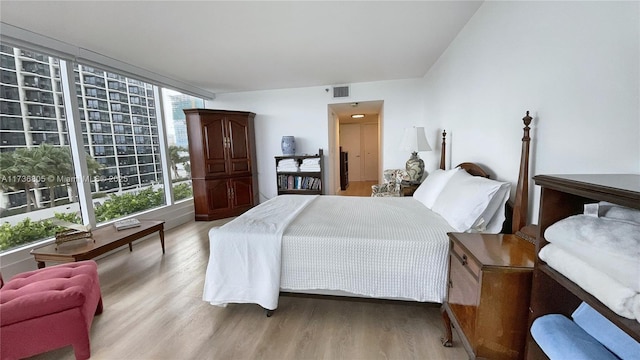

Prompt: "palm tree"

[0,145,104,212]
[168,145,189,179]
[34,144,74,208]
[6,147,40,212]
[0,151,22,213]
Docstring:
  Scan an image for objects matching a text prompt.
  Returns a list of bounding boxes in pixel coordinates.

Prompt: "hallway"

[336,181,376,197]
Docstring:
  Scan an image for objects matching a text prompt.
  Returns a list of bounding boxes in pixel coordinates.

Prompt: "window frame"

[0,39,206,257]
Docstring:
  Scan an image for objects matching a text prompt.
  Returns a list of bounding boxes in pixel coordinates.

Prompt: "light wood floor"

[31,219,467,360]
[336,181,377,197]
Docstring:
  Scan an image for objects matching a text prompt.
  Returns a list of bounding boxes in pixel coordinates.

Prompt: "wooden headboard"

[436,111,533,235]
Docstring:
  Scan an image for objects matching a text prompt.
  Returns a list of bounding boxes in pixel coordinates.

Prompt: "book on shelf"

[277,174,321,191]
[113,218,141,231]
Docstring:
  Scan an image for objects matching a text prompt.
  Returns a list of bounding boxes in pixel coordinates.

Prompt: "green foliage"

[0,212,81,252]
[173,183,193,201]
[94,187,165,222]
[0,144,102,212]
[0,187,167,252]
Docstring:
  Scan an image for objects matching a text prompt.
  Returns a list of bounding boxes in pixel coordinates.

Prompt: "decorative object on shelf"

[400,126,432,182]
[281,136,296,156]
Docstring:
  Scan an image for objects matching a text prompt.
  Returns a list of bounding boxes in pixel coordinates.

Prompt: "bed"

[203,112,534,315]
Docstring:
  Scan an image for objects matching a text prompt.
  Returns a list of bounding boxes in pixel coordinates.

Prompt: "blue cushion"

[531,314,618,360]
[572,302,640,360]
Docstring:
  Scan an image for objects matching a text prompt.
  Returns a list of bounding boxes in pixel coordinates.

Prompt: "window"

[0,116,24,131]
[1,42,203,254]
[75,64,166,223]
[0,45,81,253]
[161,88,204,202]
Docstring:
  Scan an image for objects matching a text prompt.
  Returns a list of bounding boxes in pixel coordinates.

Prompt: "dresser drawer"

[451,240,481,279]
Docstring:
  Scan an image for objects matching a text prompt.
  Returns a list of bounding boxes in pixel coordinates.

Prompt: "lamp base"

[405,152,425,182]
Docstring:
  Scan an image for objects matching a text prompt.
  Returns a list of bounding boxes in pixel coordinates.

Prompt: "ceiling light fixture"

[351,114,365,118]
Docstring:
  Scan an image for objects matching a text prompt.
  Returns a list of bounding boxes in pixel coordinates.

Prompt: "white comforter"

[203,195,453,310]
[203,195,317,310]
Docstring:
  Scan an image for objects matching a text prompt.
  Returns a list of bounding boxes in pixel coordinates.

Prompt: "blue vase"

[281,136,296,156]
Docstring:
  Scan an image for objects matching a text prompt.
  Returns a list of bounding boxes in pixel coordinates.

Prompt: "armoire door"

[204,179,231,212]
[230,176,253,209]
[200,116,228,177]
[227,116,252,176]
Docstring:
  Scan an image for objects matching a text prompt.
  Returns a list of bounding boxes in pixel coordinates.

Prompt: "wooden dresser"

[442,233,535,360]
[525,174,640,359]
[184,109,258,221]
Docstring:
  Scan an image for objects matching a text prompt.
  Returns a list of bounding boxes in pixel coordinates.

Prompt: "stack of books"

[113,218,141,231]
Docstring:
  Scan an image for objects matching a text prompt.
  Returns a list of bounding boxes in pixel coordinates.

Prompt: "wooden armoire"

[184,109,258,221]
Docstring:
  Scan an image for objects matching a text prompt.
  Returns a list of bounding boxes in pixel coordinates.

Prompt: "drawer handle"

[462,254,468,266]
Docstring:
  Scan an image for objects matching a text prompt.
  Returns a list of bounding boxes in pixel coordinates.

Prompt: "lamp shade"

[400,127,432,152]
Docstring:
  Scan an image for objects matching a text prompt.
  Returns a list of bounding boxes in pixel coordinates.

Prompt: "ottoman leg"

[72,337,91,360]
[95,297,103,315]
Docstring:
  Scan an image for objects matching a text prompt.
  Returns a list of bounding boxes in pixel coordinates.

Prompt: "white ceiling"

[0,1,482,95]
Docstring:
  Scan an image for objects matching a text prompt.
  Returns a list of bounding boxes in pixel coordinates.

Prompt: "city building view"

[0,43,203,253]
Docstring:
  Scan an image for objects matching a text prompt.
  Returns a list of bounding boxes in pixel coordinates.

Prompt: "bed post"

[512,111,533,235]
[439,130,446,170]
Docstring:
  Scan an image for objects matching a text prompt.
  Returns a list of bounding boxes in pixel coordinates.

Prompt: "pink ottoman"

[0,260,103,360]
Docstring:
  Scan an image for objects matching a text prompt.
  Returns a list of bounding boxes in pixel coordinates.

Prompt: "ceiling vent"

[333,86,350,98]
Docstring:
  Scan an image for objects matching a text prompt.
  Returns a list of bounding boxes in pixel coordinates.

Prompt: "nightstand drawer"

[451,240,481,279]
[449,252,480,305]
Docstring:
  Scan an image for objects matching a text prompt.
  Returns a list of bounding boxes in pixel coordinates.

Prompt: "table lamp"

[400,126,432,183]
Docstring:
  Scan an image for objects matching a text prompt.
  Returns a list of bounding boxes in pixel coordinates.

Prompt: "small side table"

[441,232,535,360]
[400,180,420,196]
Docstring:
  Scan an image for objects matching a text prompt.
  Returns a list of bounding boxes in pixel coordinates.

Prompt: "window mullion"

[155,87,174,204]
[60,60,96,227]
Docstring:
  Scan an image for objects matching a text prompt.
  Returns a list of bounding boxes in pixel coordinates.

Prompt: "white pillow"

[478,184,511,233]
[413,168,461,209]
[432,170,511,232]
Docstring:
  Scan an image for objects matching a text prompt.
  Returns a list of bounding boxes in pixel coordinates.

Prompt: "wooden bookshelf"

[275,149,324,195]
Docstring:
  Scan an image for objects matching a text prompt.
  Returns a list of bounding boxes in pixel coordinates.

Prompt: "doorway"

[327,101,383,196]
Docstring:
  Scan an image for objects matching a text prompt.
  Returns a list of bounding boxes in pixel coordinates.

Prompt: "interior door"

[362,123,378,181]
[340,124,361,181]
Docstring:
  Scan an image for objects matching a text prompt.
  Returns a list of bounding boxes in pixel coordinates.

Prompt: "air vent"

[333,86,350,98]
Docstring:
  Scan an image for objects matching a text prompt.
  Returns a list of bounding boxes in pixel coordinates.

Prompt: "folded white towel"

[545,214,640,291]
[300,165,320,171]
[539,244,640,322]
[278,159,297,166]
[598,202,640,224]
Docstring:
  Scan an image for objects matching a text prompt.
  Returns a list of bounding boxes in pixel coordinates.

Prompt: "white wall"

[208,78,427,201]
[422,1,640,223]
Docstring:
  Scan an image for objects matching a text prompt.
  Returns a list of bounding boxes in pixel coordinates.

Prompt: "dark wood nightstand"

[400,181,419,196]
[441,233,535,360]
